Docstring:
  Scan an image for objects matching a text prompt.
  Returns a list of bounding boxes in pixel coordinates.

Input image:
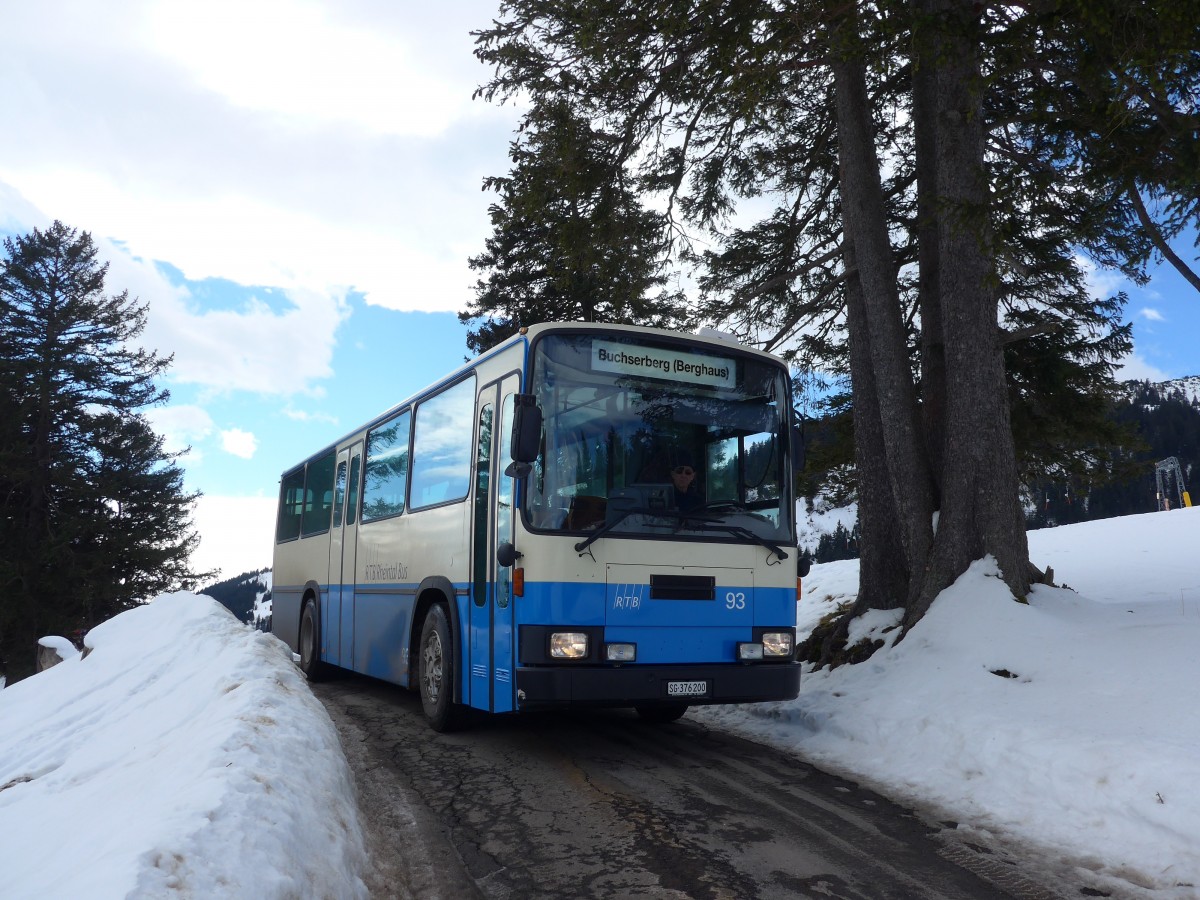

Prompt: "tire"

[298,597,329,682]
[635,703,689,724]
[418,604,465,732]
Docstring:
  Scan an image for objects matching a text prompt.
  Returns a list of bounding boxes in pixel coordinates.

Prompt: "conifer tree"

[472,0,1200,655]
[462,96,687,353]
[0,222,205,682]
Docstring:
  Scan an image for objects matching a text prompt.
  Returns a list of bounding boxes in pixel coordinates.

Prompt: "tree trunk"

[843,263,911,615]
[908,0,1030,624]
[831,27,935,610]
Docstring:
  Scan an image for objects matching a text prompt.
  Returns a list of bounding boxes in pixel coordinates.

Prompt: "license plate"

[667,680,708,697]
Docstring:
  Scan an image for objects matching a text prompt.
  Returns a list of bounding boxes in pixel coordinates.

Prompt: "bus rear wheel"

[635,704,689,723]
[418,603,464,732]
[299,597,329,682]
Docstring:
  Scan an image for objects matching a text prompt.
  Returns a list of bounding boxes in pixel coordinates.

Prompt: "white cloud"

[1116,353,1173,383]
[221,428,260,460]
[141,0,469,139]
[0,1,523,317]
[1139,307,1166,322]
[145,404,215,456]
[1076,255,1126,300]
[0,181,45,232]
[283,406,340,425]
[90,236,347,397]
[190,494,277,578]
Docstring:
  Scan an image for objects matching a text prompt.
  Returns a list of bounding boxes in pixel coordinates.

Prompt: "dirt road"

[316,675,1067,900]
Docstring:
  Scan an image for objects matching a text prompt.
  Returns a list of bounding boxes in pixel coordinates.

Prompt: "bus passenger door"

[491,379,519,713]
[468,386,498,710]
[339,443,362,668]
[326,450,349,667]
[468,376,519,713]
[327,443,362,669]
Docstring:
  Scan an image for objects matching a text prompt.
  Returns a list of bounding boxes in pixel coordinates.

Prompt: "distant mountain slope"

[798,374,1200,552]
[198,570,272,630]
[1027,376,1198,526]
[1121,374,1200,406]
[1157,375,1200,405]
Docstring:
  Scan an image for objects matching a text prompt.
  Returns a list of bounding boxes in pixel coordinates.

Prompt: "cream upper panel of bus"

[510,529,795,591]
[353,373,481,587]
[356,503,468,587]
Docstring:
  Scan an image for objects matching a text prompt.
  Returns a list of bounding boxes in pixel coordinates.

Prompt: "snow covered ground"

[2,507,1198,898]
[699,505,1200,898]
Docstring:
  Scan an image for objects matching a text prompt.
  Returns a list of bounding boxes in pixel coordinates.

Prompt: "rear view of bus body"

[272,323,802,730]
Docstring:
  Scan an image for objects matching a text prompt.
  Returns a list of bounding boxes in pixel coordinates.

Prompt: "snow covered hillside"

[1151,375,1200,405]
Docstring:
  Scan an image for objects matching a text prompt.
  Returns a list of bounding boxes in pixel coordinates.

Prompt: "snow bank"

[697,508,1200,898]
[0,593,367,899]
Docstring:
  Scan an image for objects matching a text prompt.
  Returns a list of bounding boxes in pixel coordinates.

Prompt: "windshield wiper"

[573,507,784,560]
[690,522,789,562]
[573,507,710,556]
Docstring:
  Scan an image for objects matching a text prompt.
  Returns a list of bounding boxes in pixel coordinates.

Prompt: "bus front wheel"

[299,597,328,682]
[418,604,464,732]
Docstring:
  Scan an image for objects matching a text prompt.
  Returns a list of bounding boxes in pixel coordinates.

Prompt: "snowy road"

[315,675,1065,900]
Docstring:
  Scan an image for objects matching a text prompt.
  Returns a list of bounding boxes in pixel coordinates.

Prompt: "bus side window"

[276,468,305,542]
[363,410,411,521]
[409,377,476,509]
[332,460,348,527]
[346,453,361,525]
[301,452,337,536]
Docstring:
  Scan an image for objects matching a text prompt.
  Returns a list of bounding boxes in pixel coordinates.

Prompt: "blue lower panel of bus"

[352,590,418,686]
[515,662,800,709]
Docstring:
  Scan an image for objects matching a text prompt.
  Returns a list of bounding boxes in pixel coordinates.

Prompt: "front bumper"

[515,662,801,709]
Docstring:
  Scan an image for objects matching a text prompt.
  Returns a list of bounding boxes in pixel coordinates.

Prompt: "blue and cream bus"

[272,323,805,730]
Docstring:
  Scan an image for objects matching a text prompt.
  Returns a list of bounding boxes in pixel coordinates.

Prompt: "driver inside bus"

[669,451,703,512]
[636,440,704,512]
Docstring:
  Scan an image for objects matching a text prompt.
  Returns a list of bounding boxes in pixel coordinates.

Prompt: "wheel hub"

[422,631,443,702]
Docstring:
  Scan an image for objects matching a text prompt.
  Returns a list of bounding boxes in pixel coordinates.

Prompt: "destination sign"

[591,339,737,389]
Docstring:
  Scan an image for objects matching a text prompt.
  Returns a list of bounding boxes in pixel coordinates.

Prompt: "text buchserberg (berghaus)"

[595,347,730,382]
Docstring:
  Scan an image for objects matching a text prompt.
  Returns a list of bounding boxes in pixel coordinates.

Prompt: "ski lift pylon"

[1155,457,1192,510]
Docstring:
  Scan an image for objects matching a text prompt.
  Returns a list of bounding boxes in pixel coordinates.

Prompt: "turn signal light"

[738,642,765,661]
[513,567,524,597]
[606,643,636,662]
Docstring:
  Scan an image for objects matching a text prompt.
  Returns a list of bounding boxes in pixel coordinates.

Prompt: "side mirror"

[798,556,811,578]
[510,393,542,471]
[496,541,522,568]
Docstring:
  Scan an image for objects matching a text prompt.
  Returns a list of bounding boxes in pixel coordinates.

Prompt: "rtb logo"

[612,584,643,610]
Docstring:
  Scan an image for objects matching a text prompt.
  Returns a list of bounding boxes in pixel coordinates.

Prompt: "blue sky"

[2,0,1198,579]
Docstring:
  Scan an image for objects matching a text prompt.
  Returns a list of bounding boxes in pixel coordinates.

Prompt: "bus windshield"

[525,332,793,546]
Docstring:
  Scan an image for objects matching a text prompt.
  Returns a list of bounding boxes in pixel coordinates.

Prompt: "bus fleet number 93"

[612,591,747,610]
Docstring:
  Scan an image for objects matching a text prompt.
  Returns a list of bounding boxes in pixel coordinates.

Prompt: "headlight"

[550,632,588,659]
[761,631,794,657]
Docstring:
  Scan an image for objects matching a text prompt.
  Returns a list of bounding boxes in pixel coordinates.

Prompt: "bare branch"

[1128,186,1200,296]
